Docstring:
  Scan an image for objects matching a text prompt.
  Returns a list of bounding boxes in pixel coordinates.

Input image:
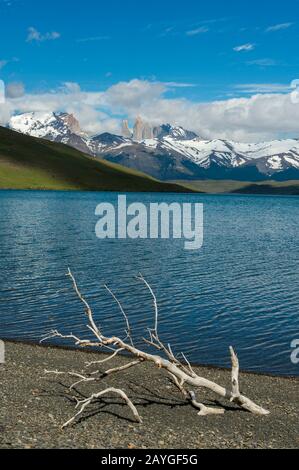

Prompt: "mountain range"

[9,112,299,182]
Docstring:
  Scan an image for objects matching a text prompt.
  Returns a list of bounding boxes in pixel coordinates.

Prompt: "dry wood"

[42,270,270,428]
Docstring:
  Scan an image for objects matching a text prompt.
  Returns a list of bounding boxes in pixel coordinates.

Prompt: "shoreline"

[0,341,298,449]
[2,338,298,380]
[1,188,299,197]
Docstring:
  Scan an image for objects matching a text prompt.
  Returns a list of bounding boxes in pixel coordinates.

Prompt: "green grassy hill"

[0,126,190,192]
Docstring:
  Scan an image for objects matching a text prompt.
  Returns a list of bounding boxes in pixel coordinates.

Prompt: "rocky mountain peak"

[58,113,86,137]
[153,123,199,141]
[121,118,198,142]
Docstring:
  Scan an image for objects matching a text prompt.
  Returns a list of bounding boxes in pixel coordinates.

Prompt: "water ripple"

[0,190,298,376]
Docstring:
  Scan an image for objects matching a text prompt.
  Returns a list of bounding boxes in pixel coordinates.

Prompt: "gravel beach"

[0,341,298,449]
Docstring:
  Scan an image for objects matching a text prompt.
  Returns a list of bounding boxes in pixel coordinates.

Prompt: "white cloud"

[103,79,166,111]
[2,79,299,142]
[234,83,291,93]
[266,23,293,32]
[186,26,209,36]
[233,43,255,52]
[27,27,61,42]
[163,82,196,88]
[62,82,81,94]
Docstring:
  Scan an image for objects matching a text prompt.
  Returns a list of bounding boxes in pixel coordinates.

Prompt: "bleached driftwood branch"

[62,388,142,428]
[42,269,269,428]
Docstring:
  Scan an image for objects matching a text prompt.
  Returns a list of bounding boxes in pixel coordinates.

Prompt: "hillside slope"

[0,127,190,192]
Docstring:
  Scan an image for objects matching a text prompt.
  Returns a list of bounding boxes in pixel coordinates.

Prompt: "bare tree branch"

[136,273,159,335]
[44,270,270,429]
[104,285,134,347]
[61,388,142,429]
[41,330,100,348]
[230,346,240,400]
[67,268,102,341]
[189,391,225,416]
[43,369,95,391]
[86,348,125,367]
[169,373,188,399]
[103,359,143,376]
[181,352,197,378]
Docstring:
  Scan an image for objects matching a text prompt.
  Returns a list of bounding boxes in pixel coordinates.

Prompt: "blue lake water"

[0,190,298,376]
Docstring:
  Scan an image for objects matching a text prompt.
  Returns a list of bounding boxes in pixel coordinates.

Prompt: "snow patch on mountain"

[10,112,59,138]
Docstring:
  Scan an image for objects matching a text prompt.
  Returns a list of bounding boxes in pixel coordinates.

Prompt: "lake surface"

[0,190,298,376]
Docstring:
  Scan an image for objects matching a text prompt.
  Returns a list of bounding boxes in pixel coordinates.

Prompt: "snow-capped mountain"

[152,137,299,174]
[85,132,299,180]
[10,112,91,154]
[10,111,87,139]
[8,112,299,181]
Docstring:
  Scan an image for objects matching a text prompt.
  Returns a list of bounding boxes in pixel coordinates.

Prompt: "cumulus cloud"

[62,82,82,94]
[2,79,299,142]
[103,79,166,111]
[27,27,61,42]
[233,43,255,52]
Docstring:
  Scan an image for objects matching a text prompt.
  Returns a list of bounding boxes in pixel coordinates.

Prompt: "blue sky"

[1,0,299,141]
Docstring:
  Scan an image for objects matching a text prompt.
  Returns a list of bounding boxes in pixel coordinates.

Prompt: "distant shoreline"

[1,183,299,196]
[171,179,299,196]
